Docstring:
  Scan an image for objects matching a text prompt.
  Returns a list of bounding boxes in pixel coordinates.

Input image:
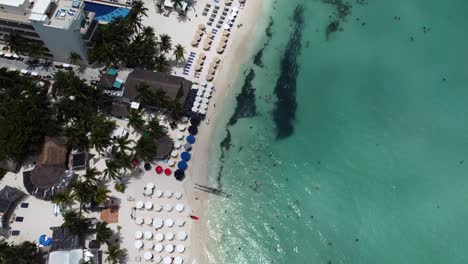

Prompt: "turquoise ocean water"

[204,0,468,263]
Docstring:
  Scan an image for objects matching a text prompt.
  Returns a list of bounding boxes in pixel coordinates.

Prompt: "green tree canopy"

[0,241,44,264]
[134,135,157,161]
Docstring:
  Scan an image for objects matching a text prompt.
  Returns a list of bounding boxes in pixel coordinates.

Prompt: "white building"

[0,0,98,62]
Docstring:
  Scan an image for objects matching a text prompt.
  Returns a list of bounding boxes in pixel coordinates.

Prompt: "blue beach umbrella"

[39,234,52,246]
[178,161,188,170]
[187,135,196,144]
[181,152,191,161]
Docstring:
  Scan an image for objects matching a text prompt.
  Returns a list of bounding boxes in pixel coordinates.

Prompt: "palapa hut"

[154,136,174,160]
[98,73,117,90]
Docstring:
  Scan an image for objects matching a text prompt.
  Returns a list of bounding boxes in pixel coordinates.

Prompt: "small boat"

[189,215,199,220]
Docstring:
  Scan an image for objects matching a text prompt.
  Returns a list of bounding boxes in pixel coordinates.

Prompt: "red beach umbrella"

[155,165,163,174]
[132,159,139,166]
[164,168,172,176]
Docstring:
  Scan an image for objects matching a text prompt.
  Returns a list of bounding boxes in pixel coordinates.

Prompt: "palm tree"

[155,54,169,72]
[68,52,82,65]
[0,241,44,264]
[113,134,134,153]
[27,43,44,62]
[90,116,116,153]
[5,33,27,54]
[172,0,183,11]
[113,151,133,174]
[168,101,184,121]
[146,118,167,138]
[82,167,101,186]
[65,122,90,151]
[127,0,148,31]
[105,244,127,264]
[103,160,121,181]
[134,135,157,161]
[51,190,75,208]
[72,180,93,213]
[95,221,113,245]
[173,43,185,63]
[62,209,90,236]
[93,185,111,205]
[126,109,145,132]
[158,34,172,54]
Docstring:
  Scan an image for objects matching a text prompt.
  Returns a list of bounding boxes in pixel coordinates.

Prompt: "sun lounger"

[15,216,24,222]
[20,202,29,208]
[202,12,208,16]
[10,230,20,236]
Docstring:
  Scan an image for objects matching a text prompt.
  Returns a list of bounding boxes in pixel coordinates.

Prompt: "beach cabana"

[178,161,188,170]
[187,135,196,144]
[181,152,191,161]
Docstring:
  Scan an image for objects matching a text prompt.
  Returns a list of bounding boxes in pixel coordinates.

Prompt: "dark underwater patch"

[227,69,257,126]
[272,5,304,139]
[322,0,352,39]
[253,17,274,67]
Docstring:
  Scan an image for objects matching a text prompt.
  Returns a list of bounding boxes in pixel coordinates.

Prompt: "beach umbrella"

[176,203,185,212]
[209,67,216,75]
[166,232,175,241]
[205,38,213,44]
[145,217,152,226]
[135,231,143,239]
[165,190,173,198]
[196,89,204,96]
[177,219,185,227]
[195,96,202,102]
[166,244,174,253]
[177,132,184,139]
[187,135,196,144]
[203,43,211,50]
[144,163,151,171]
[178,231,188,241]
[224,24,230,30]
[136,201,144,209]
[192,84,199,89]
[199,109,207,115]
[196,58,204,65]
[155,165,163,174]
[206,74,214,81]
[199,52,206,59]
[175,141,182,148]
[174,170,185,181]
[134,240,143,249]
[232,6,239,12]
[166,218,174,227]
[178,123,186,131]
[178,161,188,170]
[135,217,143,225]
[193,101,201,107]
[191,40,198,47]
[174,256,183,264]
[223,30,230,36]
[181,152,191,161]
[191,106,198,112]
[39,235,52,246]
[155,243,164,252]
[195,64,202,72]
[153,218,163,229]
[144,231,153,240]
[156,233,164,242]
[228,15,235,21]
[205,86,214,93]
[145,201,153,210]
[145,187,152,196]
[222,36,229,42]
[176,244,186,253]
[207,32,214,39]
[155,256,162,263]
[155,190,163,198]
[166,204,173,212]
[198,23,205,30]
[164,168,172,176]
[175,192,183,199]
[188,126,198,135]
[202,98,210,104]
[171,150,178,157]
[154,204,162,212]
[190,117,201,126]
[217,48,225,54]
[184,143,192,151]
[163,256,172,264]
[200,103,208,110]
[168,159,176,166]
[204,91,211,98]
[147,182,155,189]
[210,62,218,69]
[146,242,154,250]
[220,42,227,48]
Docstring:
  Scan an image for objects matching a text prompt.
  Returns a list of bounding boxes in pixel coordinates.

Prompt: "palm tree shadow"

[176,14,189,23]
[77,65,87,74]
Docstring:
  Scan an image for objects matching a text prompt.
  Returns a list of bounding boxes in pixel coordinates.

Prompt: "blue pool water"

[83,1,130,22]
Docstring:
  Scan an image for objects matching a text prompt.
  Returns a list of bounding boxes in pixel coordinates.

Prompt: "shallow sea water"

[204,0,468,263]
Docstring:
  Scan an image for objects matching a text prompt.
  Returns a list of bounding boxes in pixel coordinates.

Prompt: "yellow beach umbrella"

[208,67,216,75]
[206,74,214,81]
[223,31,230,36]
[217,48,225,54]
[214,56,221,63]
[195,64,202,72]
[203,43,211,50]
[198,24,206,30]
[191,40,198,47]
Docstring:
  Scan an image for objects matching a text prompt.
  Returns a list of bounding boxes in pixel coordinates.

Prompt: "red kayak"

[190,215,199,220]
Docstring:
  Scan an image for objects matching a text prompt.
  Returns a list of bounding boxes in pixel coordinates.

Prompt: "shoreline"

[182,0,268,262]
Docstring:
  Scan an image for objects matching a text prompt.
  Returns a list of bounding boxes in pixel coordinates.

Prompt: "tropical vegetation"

[0,241,44,264]
[105,244,127,264]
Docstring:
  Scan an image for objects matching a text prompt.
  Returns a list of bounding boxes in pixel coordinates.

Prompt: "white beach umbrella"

[165,244,174,253]
[224,24,231,30]
[145,188,153,196]
[232,6,239,12]
[176,203,184,212]
[155,204,162,212]
[144,252,153,261]
[199,109,207,115]
[195,96,202,102]
[145,217,152,226]
[191,40,198,47]
[177,244,186,253]
[202,98,209,104]
[144,231,153,240]
[146,241,154,250]
[166,218,174,227]
[134,240,143,249]
[174,141,182,149]
[145,201,153,210]
[165,191,173,198]
[135,217,144,225]
[193,101,201,107]
[168,159,176,166]
[191,84,198,89]
[191,106,198,112]
[171,150,178,157]
[178,231,188,241]
[177,219,185,227]
[200,103,208,110]
[155,256,162,263]
[228,15,235,21]
[135,231,143,239]
[174,256,183,264]
[155,243,164,252]
[223,30,230,36]
[20,69,28,74]
[147,182,155,189]
[175,192,182,199]
[155,190,163,198]
[178,123,186,131]
[156,233,164,242]
[204,91,211,98]
[136,200,144,209]
[153,218,163,229]
[196,90,204,96]
[166,204,173,212]
[176,133,184,140]
[166,232,175,241]
[201,82,208,87]
[163,256,172,264]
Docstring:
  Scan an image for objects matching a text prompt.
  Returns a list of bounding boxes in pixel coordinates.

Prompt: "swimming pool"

[83,1,130,22]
